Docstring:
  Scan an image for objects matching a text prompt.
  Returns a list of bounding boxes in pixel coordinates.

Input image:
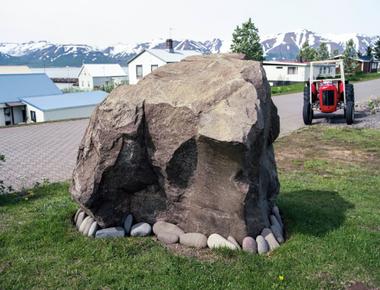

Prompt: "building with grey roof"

[0,73,62,126]
[127,39,202,85]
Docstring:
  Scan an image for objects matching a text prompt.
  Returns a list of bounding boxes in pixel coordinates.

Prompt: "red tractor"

[303,60,355,125]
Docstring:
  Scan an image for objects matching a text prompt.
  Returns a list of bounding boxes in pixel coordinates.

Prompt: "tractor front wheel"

[303,102,313,125]
[345,101,355,125]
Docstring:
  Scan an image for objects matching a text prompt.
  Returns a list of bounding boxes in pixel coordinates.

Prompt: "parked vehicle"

[303,60,355,125]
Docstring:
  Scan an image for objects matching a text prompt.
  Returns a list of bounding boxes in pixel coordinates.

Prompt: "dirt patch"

[345,281,378,290]
[152,237,219,261]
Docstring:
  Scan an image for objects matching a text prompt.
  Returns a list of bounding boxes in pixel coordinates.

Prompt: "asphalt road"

[272,78,380,136]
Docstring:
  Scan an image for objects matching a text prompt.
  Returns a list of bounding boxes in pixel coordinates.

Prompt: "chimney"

[166,39,174,53]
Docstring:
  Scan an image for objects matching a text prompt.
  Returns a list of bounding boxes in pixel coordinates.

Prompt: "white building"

[0,73,62,126]
[263,61,309,85]
[263,61,337,85]
[21,91,107,123]
[128,39,201,85]
[78,64,127,90]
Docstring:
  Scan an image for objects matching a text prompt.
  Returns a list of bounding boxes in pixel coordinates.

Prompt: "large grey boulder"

[71,53,280,243]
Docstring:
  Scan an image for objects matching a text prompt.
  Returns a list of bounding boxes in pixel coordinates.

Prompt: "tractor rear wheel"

[303,102,313,125]
[345,83,355,102]
[303,85,313,125]
[345,101,355,125]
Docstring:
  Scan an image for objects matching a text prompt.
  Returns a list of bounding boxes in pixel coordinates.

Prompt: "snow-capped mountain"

[0,30,377,67]
[262,29,378,60]
[0,39,224,67]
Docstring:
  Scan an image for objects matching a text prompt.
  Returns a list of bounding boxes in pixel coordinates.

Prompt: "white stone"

[227,236,241,249]
[79,216,91,233]
[256,235,269,254]
[207,233,238,250]
[88,221,98,237]
[131,222,152,237]
[76,211,85,229]
[74,208,81,223]
[262,228,280,251]
[83,217,94,236]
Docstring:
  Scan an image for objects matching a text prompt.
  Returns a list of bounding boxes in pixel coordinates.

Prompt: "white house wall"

[43,105,97,121]
[78,67,94,90]
[26,104,45,123]
[128,52,167,85]
[263,64,307,83]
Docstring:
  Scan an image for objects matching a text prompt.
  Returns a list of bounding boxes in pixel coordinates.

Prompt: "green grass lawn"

[1,126,380,289]
[271,72,380,96]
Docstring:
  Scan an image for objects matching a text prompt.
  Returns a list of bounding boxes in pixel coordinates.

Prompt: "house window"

[136,65,143,79]
[151,65,158,72]
[276,66,283,69]
[30,110,36,122]
[288,67,298,75]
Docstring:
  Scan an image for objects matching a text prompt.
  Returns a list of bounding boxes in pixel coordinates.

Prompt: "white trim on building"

[78,64,127,90]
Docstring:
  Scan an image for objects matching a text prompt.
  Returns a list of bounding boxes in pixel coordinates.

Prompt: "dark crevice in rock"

[166,138,198,189]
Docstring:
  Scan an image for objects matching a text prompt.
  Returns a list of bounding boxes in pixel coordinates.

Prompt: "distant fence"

[51,78,78,85]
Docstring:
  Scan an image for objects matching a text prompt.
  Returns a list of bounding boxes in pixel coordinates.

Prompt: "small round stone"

[79,216,91,233]
[130,222,152,237]
[270,225,284,244]
[207,233,237,250]
[88,221,98,237]
[272,206,283,227]
[83,217,94,236]
[123,214,133,236]
[74,208,81,223]
[256,235,269,254]
[270,215,283,234]
[95,227,125,238]
[261,228,280,251]
[157,232,179,244]
[153,221,184,237]
[76,211,85,229]
[227,236,241,249]
[242,236,257,253]
[179,233,208,249]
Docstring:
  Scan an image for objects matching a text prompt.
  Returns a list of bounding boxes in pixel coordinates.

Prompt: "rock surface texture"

[71,53,280,243]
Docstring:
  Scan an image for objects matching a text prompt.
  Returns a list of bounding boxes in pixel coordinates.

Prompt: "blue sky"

[0,0,379,45]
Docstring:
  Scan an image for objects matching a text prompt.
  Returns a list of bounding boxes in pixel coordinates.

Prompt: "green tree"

[342,39,358,75]
[374,37,380,59]
[317,43,330,60]
[298,41,317,62]
[230,18,264,61]
[366,45,373,57]
[330,49,340,58]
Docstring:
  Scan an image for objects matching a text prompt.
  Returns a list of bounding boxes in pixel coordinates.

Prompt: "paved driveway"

[0,119,88,190]
[1,78,379,190]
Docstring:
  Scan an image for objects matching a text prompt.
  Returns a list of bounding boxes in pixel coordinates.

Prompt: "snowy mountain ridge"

[0,30,377,67]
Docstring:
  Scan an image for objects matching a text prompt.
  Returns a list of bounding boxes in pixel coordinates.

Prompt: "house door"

[22,109,27,122]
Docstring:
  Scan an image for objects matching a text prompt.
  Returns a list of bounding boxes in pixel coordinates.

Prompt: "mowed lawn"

[1,126,380,289]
